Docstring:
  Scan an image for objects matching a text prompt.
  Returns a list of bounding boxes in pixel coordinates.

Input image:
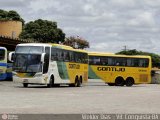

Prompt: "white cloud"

[110,0,136,8]
[128,11,155,26]
[29,0,56,12]
[1,0,160,54]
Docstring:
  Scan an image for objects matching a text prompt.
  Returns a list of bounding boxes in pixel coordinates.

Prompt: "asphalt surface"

[0,79,160,114]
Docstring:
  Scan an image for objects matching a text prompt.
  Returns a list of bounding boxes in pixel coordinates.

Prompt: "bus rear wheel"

[23,83,28,88]
[75,77,82,87]
[115,77,125,86]
[125,78,134,87]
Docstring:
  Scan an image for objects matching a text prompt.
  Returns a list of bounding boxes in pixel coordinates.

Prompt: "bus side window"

[69,51,74,62]
[84,53,88,64]
[51,48,58,61]
[94,57,100,65]
[77,52,81,63]
[64,51,70,62]
[43,47,50,74]
[0,49,5,61]
[139,59,149,67]
[127,59,132,67]
[100,57,108,65]
[89,57,94,65]
[108,57,115,66]
[144,59,149,67]
[108,58,112,66]
[61,51,64,61]
[116,58,126,66]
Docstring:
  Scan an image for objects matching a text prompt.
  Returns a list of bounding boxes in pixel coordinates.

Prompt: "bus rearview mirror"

[41,53,46,63]
[8,52,15,62]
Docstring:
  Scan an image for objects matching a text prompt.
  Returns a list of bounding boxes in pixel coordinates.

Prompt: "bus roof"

[51,43,87,53]
[88,52,151,59]
[16,43,87,53]
[17,43,52,47]
[0,47,7,51]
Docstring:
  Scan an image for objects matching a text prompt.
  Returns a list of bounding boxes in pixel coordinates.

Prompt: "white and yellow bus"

[0,47,12,80]
[9,43,88,87]
[88,52,152,86]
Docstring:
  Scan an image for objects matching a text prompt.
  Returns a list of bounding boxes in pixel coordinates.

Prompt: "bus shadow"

[0,80,13,82]
[15,85,72,89]
[86,84,149,87]
[14,84,150,88]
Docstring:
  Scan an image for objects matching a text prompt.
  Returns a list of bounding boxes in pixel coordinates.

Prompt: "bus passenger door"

[43,47,50,74]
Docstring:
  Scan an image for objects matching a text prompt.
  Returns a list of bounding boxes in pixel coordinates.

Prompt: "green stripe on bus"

[88,65,100,79]
[57,61,69,80]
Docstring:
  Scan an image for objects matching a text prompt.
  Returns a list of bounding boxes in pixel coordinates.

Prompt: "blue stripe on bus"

[0,63,7,67]
[6,73,12,79]
[0,73,7,80]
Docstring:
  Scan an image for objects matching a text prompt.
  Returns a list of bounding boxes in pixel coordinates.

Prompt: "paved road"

[0,80,160,114]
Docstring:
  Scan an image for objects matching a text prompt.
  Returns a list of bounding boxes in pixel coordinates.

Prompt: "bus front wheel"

[47,77,54,88]
[23,83,28,88]
[125,77,134,87]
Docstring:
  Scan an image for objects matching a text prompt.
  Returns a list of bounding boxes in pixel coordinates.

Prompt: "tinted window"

[89,55,149,67]
[0,49,5,61]
[127,58,149,67]
[51,47,88,63]
[89,56,100,65]
[139,58,149,67]
[114,58,127,66]
[51,48,58,61]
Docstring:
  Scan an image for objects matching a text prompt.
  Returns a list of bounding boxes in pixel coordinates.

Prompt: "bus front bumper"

[13,75,48,84]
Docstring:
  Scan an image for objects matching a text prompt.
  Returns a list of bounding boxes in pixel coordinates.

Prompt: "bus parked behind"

[0,47,12,80]
[88,52,152,86]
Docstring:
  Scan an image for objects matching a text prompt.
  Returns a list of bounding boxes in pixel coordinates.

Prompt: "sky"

[1,0,160,53]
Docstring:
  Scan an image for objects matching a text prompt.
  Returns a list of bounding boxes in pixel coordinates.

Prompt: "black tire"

[75,76,81,87]
[108,83,115,86]
[77,77,82,87]
[75,77,78,87]
[115,77,125,86]
[47,77,54,88]
[69,76,81,87]
[23,83,28,88]
[125,78,134,87]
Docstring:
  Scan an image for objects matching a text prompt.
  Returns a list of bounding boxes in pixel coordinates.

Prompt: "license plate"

[23,79,28,83]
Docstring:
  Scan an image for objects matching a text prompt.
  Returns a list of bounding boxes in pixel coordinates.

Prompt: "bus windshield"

[0,49,5,61]
[13,54,42,73]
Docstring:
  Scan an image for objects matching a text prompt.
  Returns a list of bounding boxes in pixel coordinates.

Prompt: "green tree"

[117,49,160,67]
[0,9,8,19]
[0,9,24,24]
[20,19,65,43]
[63,36,89,49]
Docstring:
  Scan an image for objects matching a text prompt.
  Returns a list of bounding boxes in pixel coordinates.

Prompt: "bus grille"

[139,74,148,82]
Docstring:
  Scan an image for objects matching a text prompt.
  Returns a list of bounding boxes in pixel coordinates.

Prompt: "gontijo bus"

[88,52,152,86]
[9,43,88,87]
[0,47,12,80]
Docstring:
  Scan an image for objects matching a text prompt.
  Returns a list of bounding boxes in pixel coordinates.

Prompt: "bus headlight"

[34,73,42,77]
[12,71,17,76]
